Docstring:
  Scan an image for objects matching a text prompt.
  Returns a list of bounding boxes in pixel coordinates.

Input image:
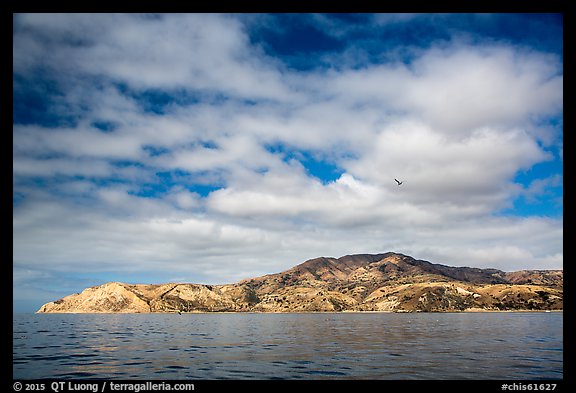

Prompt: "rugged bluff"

[37,253,563,313]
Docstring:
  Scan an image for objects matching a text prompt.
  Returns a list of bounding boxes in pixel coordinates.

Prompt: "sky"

[13,13,563,312]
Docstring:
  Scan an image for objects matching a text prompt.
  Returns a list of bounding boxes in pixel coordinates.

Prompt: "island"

[37,252,563,313]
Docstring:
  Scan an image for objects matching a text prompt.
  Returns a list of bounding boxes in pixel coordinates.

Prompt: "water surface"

[13,312,562,379]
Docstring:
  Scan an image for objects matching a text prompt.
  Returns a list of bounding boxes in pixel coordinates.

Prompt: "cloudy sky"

[13,13,563,312]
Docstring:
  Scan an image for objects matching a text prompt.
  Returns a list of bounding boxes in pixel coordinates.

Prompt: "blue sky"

[13,13,563,312]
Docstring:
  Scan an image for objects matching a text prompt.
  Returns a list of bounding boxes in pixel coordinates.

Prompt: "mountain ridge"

[37,252,563,313]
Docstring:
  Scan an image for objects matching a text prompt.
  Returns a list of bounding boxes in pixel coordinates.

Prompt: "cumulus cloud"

[13,13,563,311]
[326,44,562,134]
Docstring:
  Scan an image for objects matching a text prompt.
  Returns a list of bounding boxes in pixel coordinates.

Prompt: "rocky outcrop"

[37,253,563,313]
[37,282,152,313]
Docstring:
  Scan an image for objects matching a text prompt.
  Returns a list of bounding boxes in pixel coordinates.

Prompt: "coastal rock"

[37,282,151,313]
[37,253,563,313]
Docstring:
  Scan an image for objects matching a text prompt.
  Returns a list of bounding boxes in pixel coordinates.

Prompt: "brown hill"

[37,252,563,313]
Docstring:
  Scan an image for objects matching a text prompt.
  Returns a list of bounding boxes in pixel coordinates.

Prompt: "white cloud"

[520,174,563,204]
[13,125,144,159]
[405,46,562,132]
[13,191,562,286]
[344,121,550,211]
[15,14,296,102]
[13,14,563,310]
[326,43,562,135]
[166,187,202,210]
[13,157,112,177]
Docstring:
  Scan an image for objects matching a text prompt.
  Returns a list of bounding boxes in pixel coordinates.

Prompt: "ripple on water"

[13,312,563,380]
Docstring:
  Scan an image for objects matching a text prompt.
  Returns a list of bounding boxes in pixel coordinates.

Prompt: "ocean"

[13,312,562,380]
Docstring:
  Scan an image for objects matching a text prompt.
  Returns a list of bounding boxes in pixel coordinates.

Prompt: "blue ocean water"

[13,312,562,380]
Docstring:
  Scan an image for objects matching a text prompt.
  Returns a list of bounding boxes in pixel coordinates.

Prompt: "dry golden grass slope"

[37,253,562,313]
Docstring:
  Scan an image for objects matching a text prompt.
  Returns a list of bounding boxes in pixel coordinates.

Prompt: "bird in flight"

[394,178,404,186]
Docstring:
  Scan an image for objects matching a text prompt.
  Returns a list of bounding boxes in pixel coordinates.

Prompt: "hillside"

[37,253,563,313]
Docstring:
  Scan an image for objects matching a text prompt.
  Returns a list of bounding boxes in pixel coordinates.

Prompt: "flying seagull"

[394,178,403,186]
